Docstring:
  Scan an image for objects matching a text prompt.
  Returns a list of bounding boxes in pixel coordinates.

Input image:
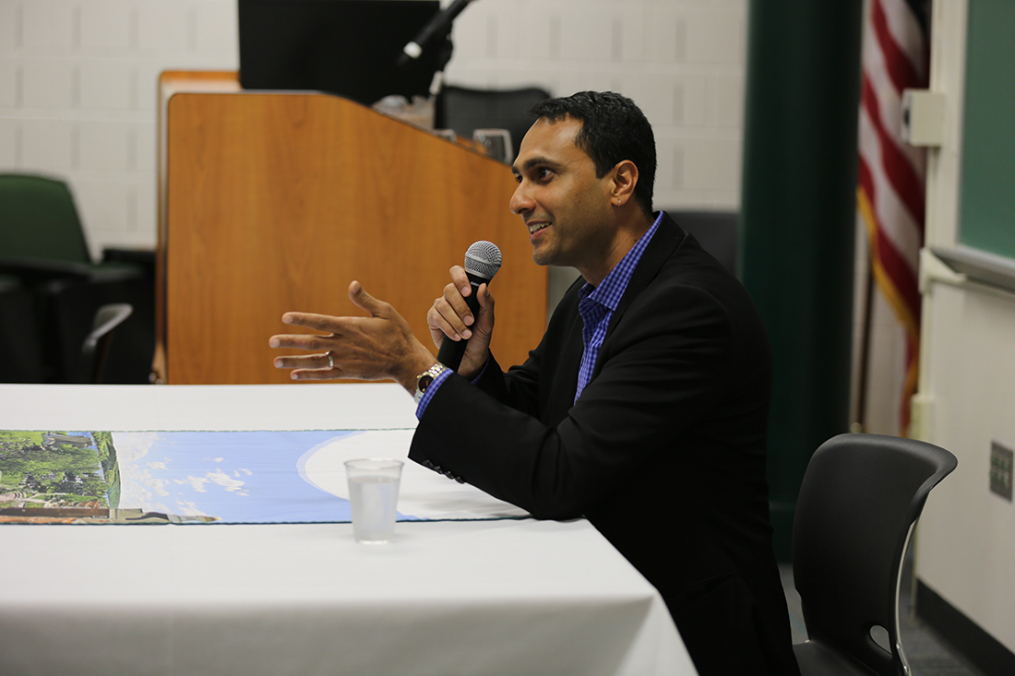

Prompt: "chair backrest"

[793,433,957,676]
[436,85,551,161]
[669,209,739,277]
[0,174,91,264]
[76,303,133,384]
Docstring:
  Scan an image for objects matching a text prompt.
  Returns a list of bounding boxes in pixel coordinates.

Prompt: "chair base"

[794,640,884,676]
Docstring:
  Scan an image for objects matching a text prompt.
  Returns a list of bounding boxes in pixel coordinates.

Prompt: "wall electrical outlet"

[990,441,1013,502]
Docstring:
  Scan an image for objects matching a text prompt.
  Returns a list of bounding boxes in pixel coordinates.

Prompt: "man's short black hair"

[530,91,656,215]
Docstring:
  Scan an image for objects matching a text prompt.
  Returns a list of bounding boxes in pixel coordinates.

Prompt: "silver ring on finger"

[325,351,334,369]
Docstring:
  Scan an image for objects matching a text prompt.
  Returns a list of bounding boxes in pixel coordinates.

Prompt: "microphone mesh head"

[464,241,502,280]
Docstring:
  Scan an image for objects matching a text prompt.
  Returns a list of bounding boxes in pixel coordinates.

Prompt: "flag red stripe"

[871,0,927,92]
[861,75,925,226]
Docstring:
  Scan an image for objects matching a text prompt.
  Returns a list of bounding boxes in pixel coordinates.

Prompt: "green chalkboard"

[959,0,1015,260]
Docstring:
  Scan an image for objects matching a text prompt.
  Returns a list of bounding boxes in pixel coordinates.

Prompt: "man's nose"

[510,182,533,215]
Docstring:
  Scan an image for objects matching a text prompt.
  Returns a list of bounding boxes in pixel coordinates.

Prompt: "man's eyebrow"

[512,155,560,174]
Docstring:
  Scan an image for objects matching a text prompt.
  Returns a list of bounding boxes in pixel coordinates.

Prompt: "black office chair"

[0,274,45,383]
[435,85,551,161]
[75,303,133,384]
[669,210,740,277]
[792,433,957,676]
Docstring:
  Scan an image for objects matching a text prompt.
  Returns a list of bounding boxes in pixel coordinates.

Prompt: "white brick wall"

[0,0,747,257]
[0,0,237,256]
[445,0,748,209]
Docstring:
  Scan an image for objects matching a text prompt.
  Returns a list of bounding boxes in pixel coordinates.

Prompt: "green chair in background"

[0,173,91,265]
[0,173,154,383]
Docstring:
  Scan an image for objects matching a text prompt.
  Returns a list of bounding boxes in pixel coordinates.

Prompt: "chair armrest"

[0,256,95,284]
[101,248,156,273]
[0,273,23,292]
[0,256,147,287]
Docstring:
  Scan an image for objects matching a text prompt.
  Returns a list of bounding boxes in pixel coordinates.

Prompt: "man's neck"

[579,209,656,287]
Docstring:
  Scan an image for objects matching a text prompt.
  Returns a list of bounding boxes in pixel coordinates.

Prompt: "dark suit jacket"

[410,213,799,676]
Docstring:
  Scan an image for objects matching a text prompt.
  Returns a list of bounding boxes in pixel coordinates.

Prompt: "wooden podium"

[156,72,546,384]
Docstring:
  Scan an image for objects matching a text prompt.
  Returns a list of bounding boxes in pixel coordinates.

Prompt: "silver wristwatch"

[414,362,448,404]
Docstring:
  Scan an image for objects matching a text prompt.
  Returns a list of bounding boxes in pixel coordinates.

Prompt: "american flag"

[857,0,930,435]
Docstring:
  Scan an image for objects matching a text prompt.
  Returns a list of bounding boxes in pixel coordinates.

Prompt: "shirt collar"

[580,211,665,311]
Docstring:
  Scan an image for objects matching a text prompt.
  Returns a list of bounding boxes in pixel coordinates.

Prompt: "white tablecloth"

[0,383,695,676]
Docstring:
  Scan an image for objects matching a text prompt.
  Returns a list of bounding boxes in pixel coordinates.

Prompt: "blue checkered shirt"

[417,211,664,416]
[574,211,662,402]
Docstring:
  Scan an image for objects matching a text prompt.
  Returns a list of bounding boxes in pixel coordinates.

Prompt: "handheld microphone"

[437,240,502,371]
[397,0,475,68]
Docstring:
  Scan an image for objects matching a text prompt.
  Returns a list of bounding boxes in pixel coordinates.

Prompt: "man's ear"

[610,160,639,205]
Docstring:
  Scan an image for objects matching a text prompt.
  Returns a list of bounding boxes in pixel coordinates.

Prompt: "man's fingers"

[270,332,330,350]
[273,353,333,370]
[435,290,472,338]
[471,283,494,330]
[288,368,342,381]
[280,312,340,332]
[348,280,388,317]
[449,266,470,297]
[427,304,466,342]
[442,282,477,329]
[476,283,491,308]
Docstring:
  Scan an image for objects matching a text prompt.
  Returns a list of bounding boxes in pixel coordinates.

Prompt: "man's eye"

[536,168,553,180]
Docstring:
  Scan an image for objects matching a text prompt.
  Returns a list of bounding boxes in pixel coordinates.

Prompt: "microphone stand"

[429,34,455,97]
[398,0,476,69]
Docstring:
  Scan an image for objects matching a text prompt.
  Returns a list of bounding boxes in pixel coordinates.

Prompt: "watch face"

[418,374,435,392]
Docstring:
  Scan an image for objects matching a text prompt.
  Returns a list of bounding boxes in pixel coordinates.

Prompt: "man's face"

[510,117,616,271]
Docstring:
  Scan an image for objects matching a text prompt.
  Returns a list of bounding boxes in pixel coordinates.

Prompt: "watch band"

[414,362,448,405]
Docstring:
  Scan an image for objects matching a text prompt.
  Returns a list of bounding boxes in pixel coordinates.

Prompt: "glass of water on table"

[344,459,404,543]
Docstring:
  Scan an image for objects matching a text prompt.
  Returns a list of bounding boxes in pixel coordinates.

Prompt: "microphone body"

[437,241,501,371]
[398,0,474,67]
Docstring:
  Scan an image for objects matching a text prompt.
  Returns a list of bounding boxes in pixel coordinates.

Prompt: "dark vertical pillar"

[740,1,864,560]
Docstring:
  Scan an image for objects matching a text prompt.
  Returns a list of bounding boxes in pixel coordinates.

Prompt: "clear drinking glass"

[344,458,403,544]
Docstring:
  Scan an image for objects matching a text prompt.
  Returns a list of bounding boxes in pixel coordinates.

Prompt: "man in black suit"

[271,91,799,676]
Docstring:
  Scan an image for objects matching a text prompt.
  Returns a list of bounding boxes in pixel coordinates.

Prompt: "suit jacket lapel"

[602,212,685,344]
[545,315,581,422]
